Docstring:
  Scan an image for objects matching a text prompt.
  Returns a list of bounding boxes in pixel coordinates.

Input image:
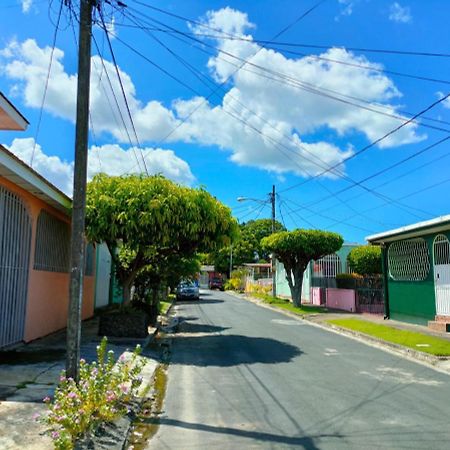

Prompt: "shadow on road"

[176,298,224,305]
[170,334,303,367]
[148,417,334,449]
[177,322,231,334]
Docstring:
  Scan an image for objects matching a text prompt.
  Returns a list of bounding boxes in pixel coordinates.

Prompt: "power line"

[98,7,149,175]
[115,10,439,219]
[108,0,328,175]
[118,11,450,134]
[280,92,450,194]
[30,0,64,167]
[299,135,450,211]
[126,3,450,59]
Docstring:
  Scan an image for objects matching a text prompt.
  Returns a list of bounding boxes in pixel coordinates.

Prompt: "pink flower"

[51,431,60,439]
[79,358,86,364]
[119,354,126,362]
[43,396,51,403]
[59,375,66,382]
[68,392,77,399]
[119,384,129,394]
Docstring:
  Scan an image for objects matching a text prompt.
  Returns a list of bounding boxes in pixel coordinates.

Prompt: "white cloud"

[5,138,74,194]
[21,0,32,13]
[389,2,412,23]
[4,138,195,196]
[0,9,424,181]
[437,91,450,109]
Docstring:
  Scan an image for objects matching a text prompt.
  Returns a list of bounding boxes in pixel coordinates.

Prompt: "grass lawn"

[249,293,327,315]
[327,318,450,356]
[159,296,174,315]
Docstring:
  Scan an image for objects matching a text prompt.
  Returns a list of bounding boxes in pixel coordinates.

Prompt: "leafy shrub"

[347,246,382,275]
[336,272,363,289]
[41,337,145,450]
[246,282,272,295]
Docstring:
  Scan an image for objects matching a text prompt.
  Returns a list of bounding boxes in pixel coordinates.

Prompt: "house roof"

[0,144,71,213]
[0,92,29,131]
[366,215,450,244]
[243,263,272,268]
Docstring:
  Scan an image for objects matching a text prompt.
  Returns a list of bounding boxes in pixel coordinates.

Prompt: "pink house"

[0,93,95,348]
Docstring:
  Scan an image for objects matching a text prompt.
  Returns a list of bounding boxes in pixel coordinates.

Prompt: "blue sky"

[1,0,450,244]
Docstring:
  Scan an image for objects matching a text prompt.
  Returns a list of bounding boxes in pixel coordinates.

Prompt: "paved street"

[150,291,450,449]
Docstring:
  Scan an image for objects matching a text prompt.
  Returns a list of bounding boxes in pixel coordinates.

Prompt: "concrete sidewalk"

[0,317,159,450]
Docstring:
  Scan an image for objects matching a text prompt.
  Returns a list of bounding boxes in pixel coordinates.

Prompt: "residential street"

[150,291,450,450]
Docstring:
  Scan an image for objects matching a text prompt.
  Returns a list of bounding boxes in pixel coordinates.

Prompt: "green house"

[367,215,450,330]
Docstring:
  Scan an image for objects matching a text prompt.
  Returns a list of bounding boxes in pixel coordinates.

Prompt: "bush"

[40,337,145,450]
[347,246,382,275]
[336,273,363,289]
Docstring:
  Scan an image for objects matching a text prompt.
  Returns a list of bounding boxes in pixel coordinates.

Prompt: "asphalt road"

[149,290,450,450]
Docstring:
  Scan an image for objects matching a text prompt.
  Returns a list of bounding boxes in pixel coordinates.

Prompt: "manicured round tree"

[86,174,238,303]
[261,229,343,307]
[347,245,382,275]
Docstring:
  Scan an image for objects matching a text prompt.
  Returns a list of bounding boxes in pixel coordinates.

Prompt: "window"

[34,210,70,272]
[314,254,342,278]
[388,238,430,281]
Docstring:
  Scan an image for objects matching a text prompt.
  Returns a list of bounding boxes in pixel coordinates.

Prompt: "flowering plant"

[41,337,145,449]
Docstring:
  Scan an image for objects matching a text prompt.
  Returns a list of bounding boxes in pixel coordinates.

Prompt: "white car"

[176,281,200,301]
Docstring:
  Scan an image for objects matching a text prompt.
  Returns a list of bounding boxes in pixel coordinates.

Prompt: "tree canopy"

[347,245,382,275]
[262,229,343,306]
[212,219,285,274]
[86,174,238,302]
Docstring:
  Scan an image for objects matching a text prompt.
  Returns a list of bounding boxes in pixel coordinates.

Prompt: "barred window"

[388,238,430,281]
[85,242,95,276]
[314,254,342,278]
[34,210,70,272]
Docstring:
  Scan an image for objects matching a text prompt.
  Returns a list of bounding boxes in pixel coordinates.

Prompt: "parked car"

[209,277,224,291]
[176,281,200,301]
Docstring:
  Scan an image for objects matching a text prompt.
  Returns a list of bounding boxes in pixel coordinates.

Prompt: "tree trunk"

[122,278,133,305]
[285,264,305,308]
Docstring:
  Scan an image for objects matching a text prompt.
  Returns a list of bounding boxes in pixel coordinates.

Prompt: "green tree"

[262,229,343,307]
[212,219,285,274]
[86,174,238,303]
[347,245,382,275]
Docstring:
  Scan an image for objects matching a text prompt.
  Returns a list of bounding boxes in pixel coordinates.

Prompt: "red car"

[209,277,224,291]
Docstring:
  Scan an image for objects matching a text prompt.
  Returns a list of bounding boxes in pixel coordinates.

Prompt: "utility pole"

[270,184,277,297]
[66,0,94,381]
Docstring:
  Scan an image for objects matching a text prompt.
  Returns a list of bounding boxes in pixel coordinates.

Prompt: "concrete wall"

[326,288,356,312]
[0,177,95,342]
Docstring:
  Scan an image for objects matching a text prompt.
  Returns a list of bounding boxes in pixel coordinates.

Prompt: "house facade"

[367,215,450,330]
[0,94,96,348]
[275,243,359,303]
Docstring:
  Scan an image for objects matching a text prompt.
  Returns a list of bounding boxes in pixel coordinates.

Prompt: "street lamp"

[236,185,277,297]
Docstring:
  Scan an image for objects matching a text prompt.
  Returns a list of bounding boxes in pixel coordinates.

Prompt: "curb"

[228,291,450,375]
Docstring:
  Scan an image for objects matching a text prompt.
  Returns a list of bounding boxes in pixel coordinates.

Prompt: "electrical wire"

[114,10,438,220]
[30,0,64,167]
[98,8,149,175]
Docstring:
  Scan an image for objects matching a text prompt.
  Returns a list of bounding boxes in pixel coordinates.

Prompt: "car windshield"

[179,281,195,288]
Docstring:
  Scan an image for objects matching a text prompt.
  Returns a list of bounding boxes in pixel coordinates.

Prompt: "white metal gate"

[0,186,32,348]
[433,234,450,316]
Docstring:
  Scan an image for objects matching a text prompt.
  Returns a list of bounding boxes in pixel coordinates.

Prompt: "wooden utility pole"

[270,184,277,297]
[66,0,94,381]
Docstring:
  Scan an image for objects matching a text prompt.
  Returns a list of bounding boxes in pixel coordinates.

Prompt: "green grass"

[249,293,328,315]
[327,318,450,356]
[159,299,173,315]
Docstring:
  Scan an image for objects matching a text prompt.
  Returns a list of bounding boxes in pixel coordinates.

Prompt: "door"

[433,234,450,316]
[0,186,32,348]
